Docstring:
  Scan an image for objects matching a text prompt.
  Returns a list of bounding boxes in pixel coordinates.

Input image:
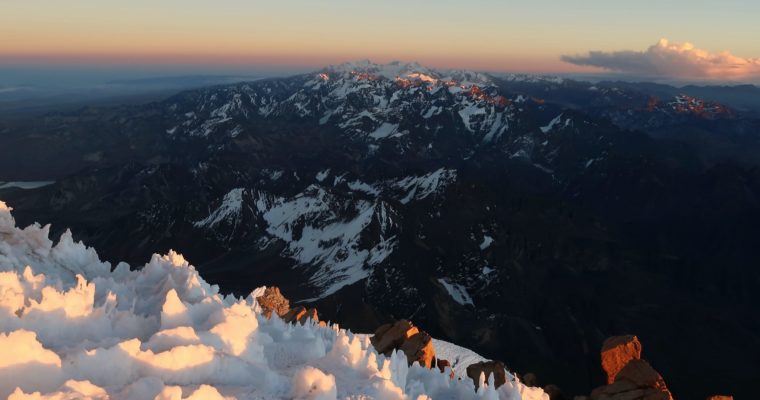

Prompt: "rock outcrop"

[590,336,673,400]
[370,320,436,368]
[601,335,642,384]
[258,287,324,326]
[282,306,307,323]
[371,320,419,354]
[399,331,436,368]
[466,361,507,389]
[256,286,290,319]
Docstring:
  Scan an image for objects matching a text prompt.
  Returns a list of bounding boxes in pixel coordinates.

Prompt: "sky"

[1,0,759,83]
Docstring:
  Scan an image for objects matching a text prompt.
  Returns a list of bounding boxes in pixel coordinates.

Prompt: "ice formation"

[0,200,547,399]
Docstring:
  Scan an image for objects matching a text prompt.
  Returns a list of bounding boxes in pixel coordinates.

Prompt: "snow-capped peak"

[164,60,509,143]
[322,60,493,87]
[325,60,438,81]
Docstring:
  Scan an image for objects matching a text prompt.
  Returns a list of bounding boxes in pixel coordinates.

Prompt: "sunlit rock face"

[0,201,547,400]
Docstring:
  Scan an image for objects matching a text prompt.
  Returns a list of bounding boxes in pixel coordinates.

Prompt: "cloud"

[562,39,760,81]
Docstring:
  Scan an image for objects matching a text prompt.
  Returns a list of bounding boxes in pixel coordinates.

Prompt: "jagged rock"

[282,306,307,323]
[298,307,319,324]
[256,286,290,319]
[601,335,642,384]
[370,320,419,355]
[281,306,321,325]
[369,320,442,371]
[399,331,435,368]
[466,360,507,389]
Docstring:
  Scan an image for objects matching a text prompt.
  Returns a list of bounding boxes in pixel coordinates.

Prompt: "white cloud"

[562,39,760,81]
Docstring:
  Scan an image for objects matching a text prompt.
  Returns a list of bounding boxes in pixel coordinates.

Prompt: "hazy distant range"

[0,64,309,118]
[2,64,758,119]
[0,74,262,118]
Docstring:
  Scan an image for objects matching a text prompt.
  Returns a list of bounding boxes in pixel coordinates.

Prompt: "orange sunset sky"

[1,0,759,80]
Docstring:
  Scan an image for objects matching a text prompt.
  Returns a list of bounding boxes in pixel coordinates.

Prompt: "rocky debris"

[601,335,642,384]
[589,337,672,400]
[256,286,290,319]
[466,360,507,389]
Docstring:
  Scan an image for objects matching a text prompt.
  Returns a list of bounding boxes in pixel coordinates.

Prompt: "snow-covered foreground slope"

[0,201,547,400]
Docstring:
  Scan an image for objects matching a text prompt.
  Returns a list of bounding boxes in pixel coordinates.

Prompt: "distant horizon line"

[1,58,758,87]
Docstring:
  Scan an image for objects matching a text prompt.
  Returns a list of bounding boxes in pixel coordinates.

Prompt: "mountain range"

[1,61,758,398]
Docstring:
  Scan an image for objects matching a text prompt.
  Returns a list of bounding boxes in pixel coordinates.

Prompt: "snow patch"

[253,187,397,299]
[194,189,245,230]
[393,169,456,205]
[479,235,494,250]
[315,169,330,182]
[437,279,474,306]
[540,114,563,133]
[0,181,55,190]
[368,122,399,140]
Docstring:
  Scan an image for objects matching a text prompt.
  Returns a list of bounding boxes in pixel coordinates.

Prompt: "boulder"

[370,320,419,355]
[399,331,435,368]
[256,286,290,319]
[466,360,507,389]
[601,335,642,384]
[589,336,673,400]
[590,360,673,400]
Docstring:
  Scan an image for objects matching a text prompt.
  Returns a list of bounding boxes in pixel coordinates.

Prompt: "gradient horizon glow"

[1,0,759,78]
